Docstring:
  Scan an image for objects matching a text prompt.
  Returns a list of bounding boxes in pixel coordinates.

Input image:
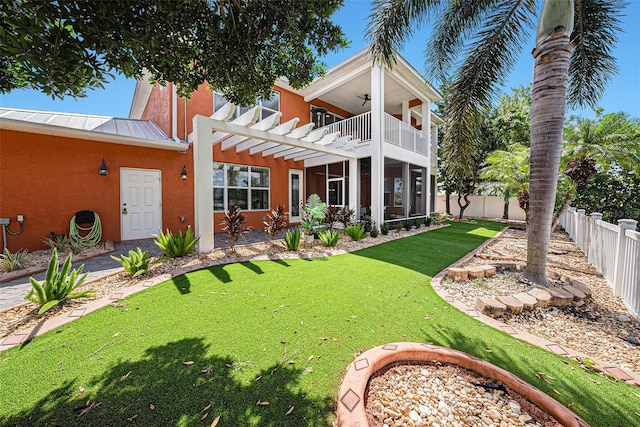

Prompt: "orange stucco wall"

[0,130,194,252]
[176,82,214,139]
[142,84,172,137]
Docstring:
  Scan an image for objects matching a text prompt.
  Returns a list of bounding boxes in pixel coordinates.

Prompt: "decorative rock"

[569,279,593,299]
[476,297,506,316]
[513,292,538,310]
[528,288,552,307]
[562,285,586,301]
[546,287,574,306]
[496,296,524,314]
[467,267,486,279]
[560,274,573,285]
[447,268,468,281]
[629,336,640,346]
[478,265,497,277]
[547,270,562,280]
[495,263,517,272]
[617,314,630,323]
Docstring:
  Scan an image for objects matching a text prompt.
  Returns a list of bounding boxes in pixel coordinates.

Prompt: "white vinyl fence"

[560,208,639,318]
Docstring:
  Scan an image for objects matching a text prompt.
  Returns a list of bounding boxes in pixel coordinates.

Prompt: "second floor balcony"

[321,111,432,158]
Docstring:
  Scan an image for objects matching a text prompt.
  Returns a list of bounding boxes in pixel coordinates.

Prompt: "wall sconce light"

[181,165,188,180]
[99,158,109,176]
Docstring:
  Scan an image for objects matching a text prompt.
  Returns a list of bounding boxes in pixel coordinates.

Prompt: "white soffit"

[208,103,357,160]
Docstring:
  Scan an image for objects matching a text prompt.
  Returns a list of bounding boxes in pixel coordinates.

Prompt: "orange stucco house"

[0,49,441,253]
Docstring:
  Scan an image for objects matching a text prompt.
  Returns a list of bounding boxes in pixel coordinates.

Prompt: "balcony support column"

[370,64,385,227]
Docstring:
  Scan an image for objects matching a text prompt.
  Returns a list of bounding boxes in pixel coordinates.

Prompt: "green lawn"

[0,220,637,426]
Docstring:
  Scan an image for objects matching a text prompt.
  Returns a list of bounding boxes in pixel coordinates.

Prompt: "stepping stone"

[546,287,574,306]
[528,288,552,307]
[497,296,524,314]
[513,292,538,310]
[467,267,486,279]
[563,285,586,301]
[447,268,468,281]
[477,297,506,317]
[478,265,497,277]
[569,279,592,299]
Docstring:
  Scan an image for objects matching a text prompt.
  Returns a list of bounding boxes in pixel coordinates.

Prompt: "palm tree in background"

[552,111,640,230]
[367,0,624,285]
[480,144,531,223]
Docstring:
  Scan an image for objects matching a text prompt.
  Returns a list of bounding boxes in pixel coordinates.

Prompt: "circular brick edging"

[335,342,588,427]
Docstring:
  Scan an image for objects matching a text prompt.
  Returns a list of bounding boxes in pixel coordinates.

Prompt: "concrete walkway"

[0,230,271,311]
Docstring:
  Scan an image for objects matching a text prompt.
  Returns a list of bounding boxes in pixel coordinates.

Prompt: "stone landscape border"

[429,228,640,387]
[0,241,115,284]
[335,342,589,427]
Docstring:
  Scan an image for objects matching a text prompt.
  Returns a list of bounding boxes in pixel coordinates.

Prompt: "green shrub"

[319,229,340,246]
[154,225,200,257]
[111,248,152,278]
[369,223,379,238]
[424,216,432,227]
[284,229,301,251]
[0,249,31,272]
[402,219,413,231]
[381,222,389,235]
[220,206,248,253]
[25,248,92,315]
[430,212,450,225]
[414,218,422,228]
[264,205,288,242]
[345,223,366,241]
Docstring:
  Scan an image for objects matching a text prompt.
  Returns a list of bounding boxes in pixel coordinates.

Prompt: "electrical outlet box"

[17,215,24,223]
[0,218,9,225]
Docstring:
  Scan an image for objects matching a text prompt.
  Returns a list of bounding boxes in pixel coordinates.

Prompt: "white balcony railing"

[321,111,430,157]
[384,113,430,155]
[324,112,372,142]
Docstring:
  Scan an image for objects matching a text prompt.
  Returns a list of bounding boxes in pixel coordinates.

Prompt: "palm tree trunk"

[526,28,573,285]
[503,198,509,220]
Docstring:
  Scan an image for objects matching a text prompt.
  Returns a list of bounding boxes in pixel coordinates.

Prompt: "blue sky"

[1,0,638,119]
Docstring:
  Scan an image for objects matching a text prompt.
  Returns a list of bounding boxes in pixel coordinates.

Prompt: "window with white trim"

[214,91,280,121]
[213,163,270,212]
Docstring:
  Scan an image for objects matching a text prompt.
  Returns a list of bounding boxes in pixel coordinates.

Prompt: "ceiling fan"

[357,94,371,106]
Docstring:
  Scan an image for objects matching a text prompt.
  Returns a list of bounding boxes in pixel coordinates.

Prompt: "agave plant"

[25,248,92,315]
[154,225,200,258]
[0,249,31,272]
[345,224,366,241]
[111,248,152,278]
[284,229,301,251]
[319,229,340,247]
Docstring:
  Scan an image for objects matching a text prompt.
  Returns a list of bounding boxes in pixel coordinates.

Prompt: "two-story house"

[0,49,441,253]
[130,49,442,252]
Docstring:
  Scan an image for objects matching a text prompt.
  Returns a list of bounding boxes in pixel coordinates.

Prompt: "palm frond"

[367,0,443,68]
[568,0,625,108]
[449,0,536,110]
[425,0,502,81]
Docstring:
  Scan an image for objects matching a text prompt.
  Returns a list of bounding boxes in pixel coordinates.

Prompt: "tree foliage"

[1,0,347,103]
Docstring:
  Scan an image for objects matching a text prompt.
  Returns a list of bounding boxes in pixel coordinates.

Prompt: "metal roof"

[0,107,177,144]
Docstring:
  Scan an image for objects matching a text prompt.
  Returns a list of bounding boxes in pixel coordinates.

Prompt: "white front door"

[120,168,162,240]
[288,169,303,223]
